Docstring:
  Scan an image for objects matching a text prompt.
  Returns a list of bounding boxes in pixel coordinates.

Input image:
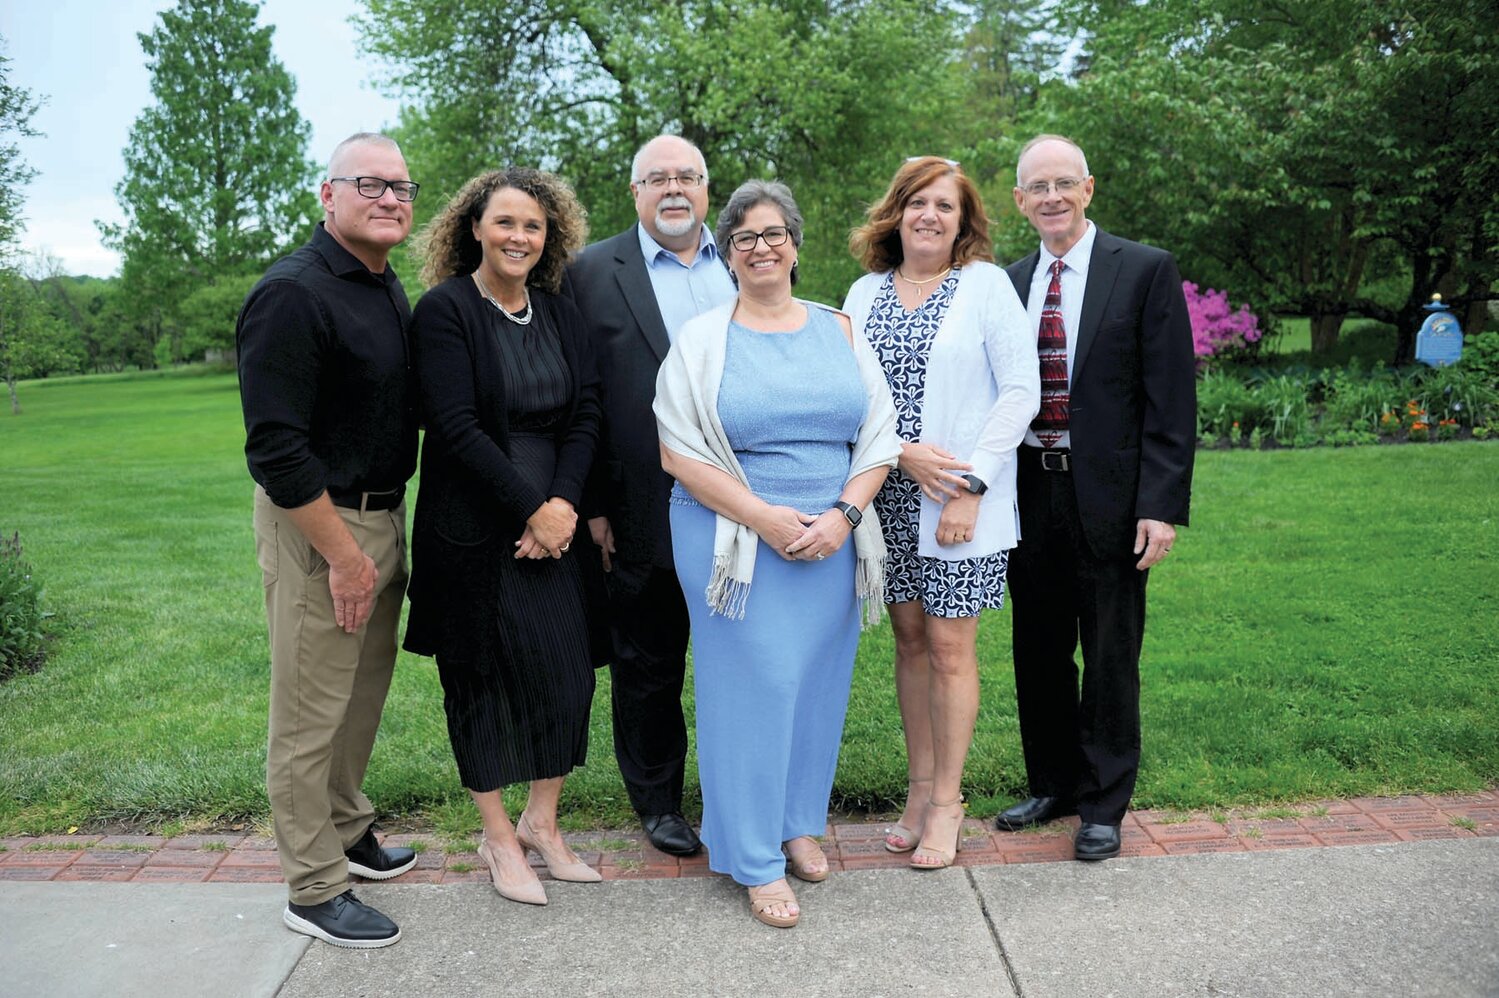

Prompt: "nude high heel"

[910,798,965,870]
[883,776,933,853]
[516,812,602,883]
[477,837,547,906]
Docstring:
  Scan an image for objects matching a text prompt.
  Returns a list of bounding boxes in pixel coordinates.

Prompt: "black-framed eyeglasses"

[329,176,421,202]
[634,171,706,190]
[728,226,791,252]
[1021,177,1084,197]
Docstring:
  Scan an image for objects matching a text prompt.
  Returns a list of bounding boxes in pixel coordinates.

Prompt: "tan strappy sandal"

[782,836,829,883]
[883,776,933,853]
[748,879,800,928]
[910,797,966,870]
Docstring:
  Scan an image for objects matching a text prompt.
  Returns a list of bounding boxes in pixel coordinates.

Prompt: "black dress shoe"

[345,825,417,880]
[994,796,1077,831]
[1073,822,1122,861]
[642,812,702,856]
[284,890,401,948]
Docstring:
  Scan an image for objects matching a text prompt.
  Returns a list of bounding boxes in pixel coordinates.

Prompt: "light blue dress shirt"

[637,224,736,343]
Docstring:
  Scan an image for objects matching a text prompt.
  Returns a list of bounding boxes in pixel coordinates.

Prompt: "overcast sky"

[0,0,404,276]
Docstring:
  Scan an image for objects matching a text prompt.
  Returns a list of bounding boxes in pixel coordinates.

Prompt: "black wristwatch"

[962,474,989,495]
[833,501,863,528]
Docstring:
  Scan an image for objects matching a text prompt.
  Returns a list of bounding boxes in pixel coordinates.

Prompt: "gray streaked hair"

[327,132,403,180]
[1015,134,1089,185]
[630,134,708,184]
[714,180,805,260]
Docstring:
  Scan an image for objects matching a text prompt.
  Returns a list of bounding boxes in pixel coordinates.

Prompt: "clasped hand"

[516,497,577,559]
[758,506,851,562]
[899,442,972,503]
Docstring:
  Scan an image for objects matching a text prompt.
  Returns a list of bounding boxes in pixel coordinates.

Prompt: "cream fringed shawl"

[653,298,902,625]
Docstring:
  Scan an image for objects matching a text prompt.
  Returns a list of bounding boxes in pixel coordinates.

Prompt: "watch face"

[838,501,862,527]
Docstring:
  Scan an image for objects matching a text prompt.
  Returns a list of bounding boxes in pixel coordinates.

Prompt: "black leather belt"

[1022,446,1072,472]
[329,486,405,512]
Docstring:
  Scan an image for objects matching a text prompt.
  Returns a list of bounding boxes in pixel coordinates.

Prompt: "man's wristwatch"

[832,501,863,528]
[962,474,989,495]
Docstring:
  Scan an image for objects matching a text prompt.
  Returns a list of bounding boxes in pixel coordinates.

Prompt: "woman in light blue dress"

[653,181,900,928]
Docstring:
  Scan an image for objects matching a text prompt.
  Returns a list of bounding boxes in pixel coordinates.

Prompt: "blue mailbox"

[1415,295,1463,368]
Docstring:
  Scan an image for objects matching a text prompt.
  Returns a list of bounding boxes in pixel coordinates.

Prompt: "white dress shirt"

[1022,220,1096,449]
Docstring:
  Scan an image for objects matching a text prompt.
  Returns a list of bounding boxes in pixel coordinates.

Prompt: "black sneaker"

[346,825,417,880]
[283,890,401,948]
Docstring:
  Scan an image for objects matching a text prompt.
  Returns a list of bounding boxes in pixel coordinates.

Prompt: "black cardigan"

[403,275,603,660]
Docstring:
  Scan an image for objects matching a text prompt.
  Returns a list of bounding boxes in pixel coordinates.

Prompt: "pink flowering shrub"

[1184,281,1262,365]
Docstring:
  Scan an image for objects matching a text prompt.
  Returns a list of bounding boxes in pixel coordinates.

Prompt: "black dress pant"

[604,557,691,816]
[1008,463,1149,826]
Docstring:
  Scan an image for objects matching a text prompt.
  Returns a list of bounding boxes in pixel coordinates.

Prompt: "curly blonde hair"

[416,168,587,292]
[849,157,992,274]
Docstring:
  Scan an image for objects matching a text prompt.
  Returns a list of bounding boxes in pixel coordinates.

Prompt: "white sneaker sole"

[347,853,418,880]
[283,907,401,949]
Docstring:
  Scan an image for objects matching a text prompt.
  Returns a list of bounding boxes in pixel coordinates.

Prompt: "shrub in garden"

[1184,282,1262,365]
[1322,364,1403,441]
[1197,369,1262,441]
[1254,373,1315,447]
[0,532,48,681]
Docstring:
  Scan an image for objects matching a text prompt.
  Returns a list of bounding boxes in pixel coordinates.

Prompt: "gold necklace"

[896,265,953,292]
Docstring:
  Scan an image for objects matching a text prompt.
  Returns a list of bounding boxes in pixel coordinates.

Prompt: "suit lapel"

[613,226,672,363]
[1009,252,1040,308]
[1074,229,1121,384]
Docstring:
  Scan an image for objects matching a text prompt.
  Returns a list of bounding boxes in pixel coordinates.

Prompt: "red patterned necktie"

[1031,258,1069,447]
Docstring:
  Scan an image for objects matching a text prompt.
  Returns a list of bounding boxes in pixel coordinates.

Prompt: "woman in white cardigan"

[845,157,1039,869]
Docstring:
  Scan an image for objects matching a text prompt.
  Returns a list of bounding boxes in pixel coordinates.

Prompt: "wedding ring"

[561,543,571,552]
[815,553,825,560]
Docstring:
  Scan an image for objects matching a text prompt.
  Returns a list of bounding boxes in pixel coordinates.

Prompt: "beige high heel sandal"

[782,836,830,883]
[748,879,800,928]
[477,837,547,905]
[910,798,965,870]
[516,812,602,883]
[883,776,933,853]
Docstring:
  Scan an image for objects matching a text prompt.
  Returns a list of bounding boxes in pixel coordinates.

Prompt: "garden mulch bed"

[3,790,1494,884]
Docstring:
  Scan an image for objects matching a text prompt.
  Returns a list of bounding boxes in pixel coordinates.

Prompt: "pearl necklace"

[896,264,953,292]
[473,271,533,326]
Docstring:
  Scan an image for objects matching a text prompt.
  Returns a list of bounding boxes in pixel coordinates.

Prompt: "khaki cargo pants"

[253,486,408,905]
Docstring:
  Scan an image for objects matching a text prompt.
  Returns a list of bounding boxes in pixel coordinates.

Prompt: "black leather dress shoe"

[1073,822,1122,860]
[642,812,702,856]
[284,890,401,948]
[994,796,1078,831]
[345,825,417,880]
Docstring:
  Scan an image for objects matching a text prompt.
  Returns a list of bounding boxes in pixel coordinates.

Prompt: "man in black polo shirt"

[237,132,420,948]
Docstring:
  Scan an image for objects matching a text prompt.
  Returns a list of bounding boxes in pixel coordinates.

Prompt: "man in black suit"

[564,135,735,855]
[995,135,1196,860]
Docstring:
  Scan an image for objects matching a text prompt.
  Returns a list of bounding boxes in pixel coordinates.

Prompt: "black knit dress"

[414,302,595,791]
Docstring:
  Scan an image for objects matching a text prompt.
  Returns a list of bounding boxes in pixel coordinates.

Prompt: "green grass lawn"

[1,368,1496,835]
[1261,317,1398,368]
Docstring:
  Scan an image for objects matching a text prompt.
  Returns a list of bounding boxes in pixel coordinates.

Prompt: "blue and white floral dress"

[865,269,1009,618]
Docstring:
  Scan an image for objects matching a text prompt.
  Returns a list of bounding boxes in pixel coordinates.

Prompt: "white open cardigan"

[842,261,1040,559]
[653,298,901,623]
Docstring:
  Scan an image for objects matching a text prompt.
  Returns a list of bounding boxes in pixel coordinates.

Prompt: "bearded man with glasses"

[562,134,736,857]
[237,133,421,947]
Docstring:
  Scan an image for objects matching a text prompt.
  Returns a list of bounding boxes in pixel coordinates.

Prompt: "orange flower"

[1439,418,1458,426]
[1411,422,1429,431]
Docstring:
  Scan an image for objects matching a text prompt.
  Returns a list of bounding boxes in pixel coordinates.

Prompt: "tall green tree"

[0,36,43,413]
[101,0,317,361]
[355,0,965,304]
[1040,0,1499,362]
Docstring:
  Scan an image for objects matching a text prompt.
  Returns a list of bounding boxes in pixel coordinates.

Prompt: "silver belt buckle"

[1040,451,1070,472]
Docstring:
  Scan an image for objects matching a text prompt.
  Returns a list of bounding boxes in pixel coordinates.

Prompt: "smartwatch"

[961,474,989,495]
[832,501,863,528]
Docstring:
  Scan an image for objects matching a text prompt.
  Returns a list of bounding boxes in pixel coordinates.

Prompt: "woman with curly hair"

[403,168,602,906]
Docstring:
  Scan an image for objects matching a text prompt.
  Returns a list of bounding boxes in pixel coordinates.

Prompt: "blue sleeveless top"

[671,304,865,511]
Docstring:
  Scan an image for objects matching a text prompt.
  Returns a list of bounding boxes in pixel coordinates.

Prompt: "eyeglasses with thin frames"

[633,172,706,191]
[329,176,421,202]
[728,226,791,252]
[1021,177,1085,197]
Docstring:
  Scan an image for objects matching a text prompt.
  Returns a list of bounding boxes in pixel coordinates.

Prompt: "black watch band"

[833,501,863,528]
[962,474,989,495]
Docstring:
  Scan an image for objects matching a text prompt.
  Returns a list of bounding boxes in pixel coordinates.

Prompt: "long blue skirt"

[671,498,860,887]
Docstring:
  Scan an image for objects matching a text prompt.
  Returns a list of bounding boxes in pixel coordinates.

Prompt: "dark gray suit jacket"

[563,225,678,572]
[1006,228,1197,559]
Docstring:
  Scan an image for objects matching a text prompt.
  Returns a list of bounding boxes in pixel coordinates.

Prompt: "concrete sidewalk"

[4,837,1495,997]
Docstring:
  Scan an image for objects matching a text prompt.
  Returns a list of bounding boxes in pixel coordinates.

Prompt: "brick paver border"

[2,790,1494,884]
